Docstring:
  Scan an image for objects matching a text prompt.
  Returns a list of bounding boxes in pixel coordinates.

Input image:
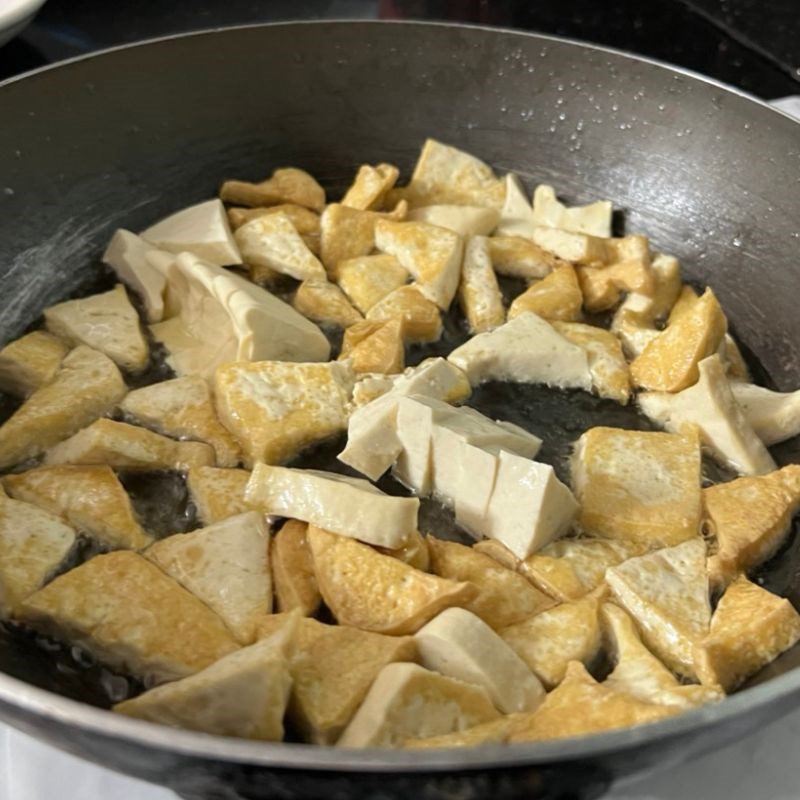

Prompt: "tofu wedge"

[341,163,399,210]
[729,382,800,446]
[366,285,443,343]
[531,226,608,265]
[0,331,69,397]
[271,520,321,616]
[339,318,405,375]
[507,263,583,323]
[186,466,252,525]
[408,205,500,237]
[458,235,505,334]
[488,236,556,280]
[404,715,519,749]
[220,167,325,212]
[531,184,613,237]
[495,173,536,238]
[336,254,409,314]
[293,280,363,328]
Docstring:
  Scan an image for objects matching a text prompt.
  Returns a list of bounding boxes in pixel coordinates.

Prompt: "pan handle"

[770,96,800,121]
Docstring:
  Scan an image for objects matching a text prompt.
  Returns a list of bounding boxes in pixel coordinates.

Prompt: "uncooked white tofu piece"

[102,229,168,322]
[447,312,592,390]
[390,357,471,404]
[145,512,271,644]
[638,354,775,476]
[0,331,68,397]
[408,205,500,237]
[337,662,500,747]
[141,198,241,266]
[495,173,536,238]
[415,607,544,714]
[459,235,505,334]
[44,285,149,372]
[532,185,613,238]
[730,382,800,446]
[244,464,418,549]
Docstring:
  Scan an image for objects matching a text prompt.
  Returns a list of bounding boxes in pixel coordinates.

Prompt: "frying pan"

[1,20,799,800]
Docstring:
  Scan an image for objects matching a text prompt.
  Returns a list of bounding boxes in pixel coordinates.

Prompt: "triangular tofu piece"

[694,577,800,691]
[4,465,151,551]
[214,360,354,467]
[366,285,443,343]
[376,528,430,571]
[227,204,321,254]
[186,466,252,525]
[120,376,242,468]
[337,662,500,747]
[16,551,238,682]
[602,603,723,708]
[307,526,476,634]
[44,419,215,471]
[705,464,800,588]
[531,184,612,237]
[0,346,126,470]
[508,263,583,323]
[488,236,555,280]
[146,512,271,644]
[293,280,363,328]
[341,163,399,210]
[258,614,416,744]
[458,235,505,334]
[141,198,241,266]
[271,520,321,616]
[407,205,499,237]
[606,538,711,679]
[44,285,149,372]
[374,219,464,310]
[729,382,800,446]
[220,167,325,212]
[427,537,555,629]
[0,494,75,616]
[639,354,775,476]
[114,617,294,740]
[499,592,603,688]
[531,226,608,264]
[572,426,702,547]
[403,715,518,749]
[336,254,409,315]
[0,331,69,397]
[339,318,405,375]
[507,661,678,743]
[495,174,536,238]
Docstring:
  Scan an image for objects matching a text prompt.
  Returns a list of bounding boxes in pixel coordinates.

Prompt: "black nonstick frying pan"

[1,20,799,800]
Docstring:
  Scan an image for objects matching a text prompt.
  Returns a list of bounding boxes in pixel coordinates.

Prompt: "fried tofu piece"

[44,285,149,372]
[639,354,775,476]
[226,203,320,238]
[427,537,555,629]
[606,538,710,679]
[728,382,800,446]
[488,236,556,280]
[338,662,500,747]
[472,538,521,571]
[220,167,325,212]
[704,465,800,588]
[377,528,430,572]
[115,619,294,740]
[340,318,405,374]
[0,331,69,397]
[507,661,678,743]
[4,465,151,551]
[531,226,609,265]
[271,520,321,616]
[307,526,476,635]
[342,163,400,210]
[507,262,583,323]
[495,174,536,238]
[694,577,800,692]
[0,494,75,616]
[0,346,126,470]
[553,321,631,404]
[631,287,728,392]
[336,254,409,314]
[602,603,723,708]
[403,715,518,749]
[458,235,505,334]
[408,205,500,237]
[213,360,354,466]
[259,614,416,744]
[16,551,238,682]
[572,427,702,547]
[293,280,363,328]
[366,285,443,343]
[531,185,613,238]
[44,418,215,471]
[186,466,252,525]
[120,376,242,468]
[499,592,603,688]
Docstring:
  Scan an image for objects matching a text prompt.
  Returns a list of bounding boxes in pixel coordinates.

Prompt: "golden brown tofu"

[0,331,69,397]
[340,319,405,375]
[186,466,252,525]
[365,285,443,343]
[458,235,505,334]
[472,538,521,571]
[293,280,363,328]
[531,226,608,265]
[341,163,400,210]
[376,528,430,572]
[488,236,556,280]
[507,263,583,322]
[271,520,322,616]
[226,202,320,242]
[220,167,325,212]
[335,254,409,314]
[403,715,519,749]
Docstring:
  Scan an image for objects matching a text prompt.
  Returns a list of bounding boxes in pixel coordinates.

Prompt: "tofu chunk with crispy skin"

[293,280,363,328]
[403,715,519,749]
[340,319,405,375]
[226,203,320,238]
[0,331,69,397]
[341,163,399,210]
[408,205,500,237]
[531,184,613,237]
[495,174,536,238]
[531,226,608,265]
[488,236,555,280]
[507,262,583,323]
[271,520,321,616]
[459,235,505,334]
[220,167,325,212]
[186,466,252,525]
[366,285,443,343]
[336,254,408,314]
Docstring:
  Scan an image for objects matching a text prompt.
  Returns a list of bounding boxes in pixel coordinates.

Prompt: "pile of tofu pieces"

[2,138,800,749]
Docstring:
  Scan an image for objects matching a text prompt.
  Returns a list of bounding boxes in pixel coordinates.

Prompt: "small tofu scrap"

[730,382,800,446]
[531,185,613,238]
[531,226,608,265]
[377,528,430,572]
[488,236,556,280]
[638,354,775,476]
[366,285,443,343]
[0,331,69,397]
[337,662,500,748]
[507,263,583,323]
[44,418,215,471]
[115,620,294,740]
[220,167,325,212]
[186,466,252,525]
[245,465,418,549]
[120,376,242,468]
[403,715,518,749]
[16,551,238,683]
[293,280,363,328]
[694,577,800,692]
[336,254,409,314]
[704,465,800,588]
[271,520,321,616]
[507,661,678,743]
[341,163,399,210]
[0,346,126,470]
[495,174,536,238]
[631,288,728,392]
[340,318,405,375]
[572,427,702,547]
[499,593,603,688]
[0,494,75,616]
[44,285,149,373]
[374,219,464,310]
[427,538,555,629]
[458,235,505,334]
[4,465,151,551]
[307,526,476,635]
[146,512,271,644]
[213,360,354,466]
[408,205,500,237]
[605,538,710,679]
